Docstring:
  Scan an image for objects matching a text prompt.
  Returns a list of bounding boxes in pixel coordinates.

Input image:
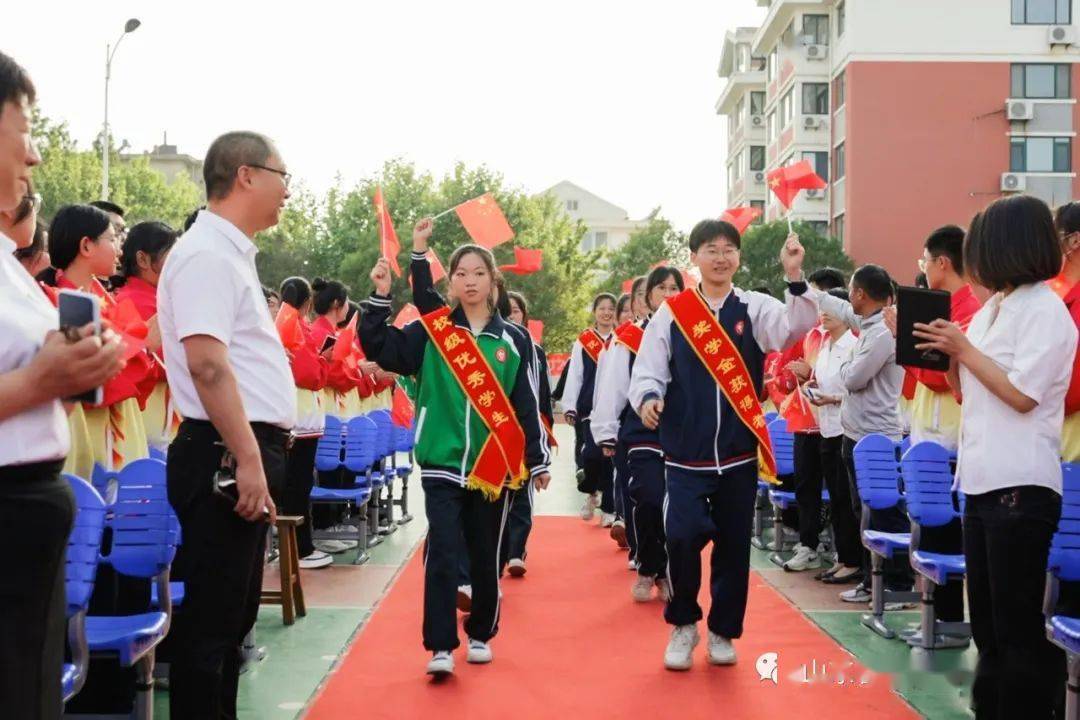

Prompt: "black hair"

[851,264,894,303]
[47,204,112,270]
[203,131,275,201]
[183,206,205,232]
[280,277,312,310]
[339,300,361,329]
[924,225,965,275]
[914,272,928,289]
[1056,201,1080,238]
[807,267,846,291]
[89,200,125,218]
[827,287,850,302]
[12,178,35,226]
[507,290,529,324]
[630,275,647,297]
[965,194,1061,293]
[689,219,740,253]
[495,275,512,319]
[113,221,178,285]
[13,219,45,262]
[615,293,632,319]
[645,266,686,310]
[592,292,617,312]
[312,277,349,316]
[0,52,35,108]
[261,285,280,302]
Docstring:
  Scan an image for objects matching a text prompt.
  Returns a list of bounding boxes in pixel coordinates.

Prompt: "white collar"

[0,230,15,255]
[197,210,257,256]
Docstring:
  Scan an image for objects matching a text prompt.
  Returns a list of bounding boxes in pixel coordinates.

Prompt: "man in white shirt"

[158,130,296,719]
[0,52,122,720]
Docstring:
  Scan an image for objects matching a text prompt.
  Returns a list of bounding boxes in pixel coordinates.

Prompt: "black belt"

[180,419,291,448]
[0,459,65,482]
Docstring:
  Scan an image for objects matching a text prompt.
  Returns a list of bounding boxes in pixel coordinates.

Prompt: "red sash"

[420,307,527,500]
[667,289,778,483]
[578,328,606,364]
[614,322,644,355]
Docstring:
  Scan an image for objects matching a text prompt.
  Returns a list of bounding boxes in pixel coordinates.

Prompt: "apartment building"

[717,27,769,223]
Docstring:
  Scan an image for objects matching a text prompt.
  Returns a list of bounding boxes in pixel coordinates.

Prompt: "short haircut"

[827,287,850,302]
[592,292,617,312]
[1056,201,1080,236]
[280,276,312,310]
[183,206,205,232]
[117,221,177,280]
[851,264,894,303]
[689,219,740,253]
[807,267,846,291]
[645,266,685,310]
[0,52,35,108]
[964,194,1061,293]
[203,131,274,201]
[507,290,529,324]
[47,204,112,270]
[312,277,349,316]
[89,200,125,218]
[924,224,965,274]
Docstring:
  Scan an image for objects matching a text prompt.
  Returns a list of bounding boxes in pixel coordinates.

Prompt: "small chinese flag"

[333,313,357,365]
[390,386,415,428]
[527,319,544,344]
[780,387,817,433]
[720,206,763,235]
[275,303,304,352]
[766,161,827,209]
[455,193,514,249]
[393,303,421,329]
[107,297,149,361]
[427,248,447,283]
[374,186,402,277]
[499,246,543,275]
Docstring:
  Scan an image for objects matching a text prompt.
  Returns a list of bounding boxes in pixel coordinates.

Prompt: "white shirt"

[813,330,856,439]
[157,211,296,429]
[0,233,70,465]
[956,282,1077,496]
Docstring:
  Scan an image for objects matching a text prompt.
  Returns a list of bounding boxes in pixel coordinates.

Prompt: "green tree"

[599,214,687,296]
[734,220,854,296]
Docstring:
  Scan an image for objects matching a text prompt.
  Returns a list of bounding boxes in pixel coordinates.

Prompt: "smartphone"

[320,335,337,354]
[57,289,103,405]
[802,385,819,402]
[896,286,952,371]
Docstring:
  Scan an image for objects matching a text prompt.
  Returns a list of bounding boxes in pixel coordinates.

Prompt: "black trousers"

[422,479,512,651]
[613,443,637,557]
[628,448,666,578]
[918,517,964,623]
[283,437,317,558]
[842,436,912,589]
[820,435,861,567]
[793,432,823,548]
[0,461,73,720]
[312,468,349,530]
[501,482,534,567]
[664,463,757,637]
[577,420,614,513]
[166,420,287,720]
[964,485,1064,719]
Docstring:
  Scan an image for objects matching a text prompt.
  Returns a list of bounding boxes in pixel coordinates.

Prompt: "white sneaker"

[456,585,472,612]
[655,577,672,603]
[426,650,454,676]
[840,583,872,603]
[782,544,819,572]
[707,632,737,665]
[610,519,629,548]
[298,550,333,569]
[580,494,598,521]
[314,540,351,555]
[600,513,616,528]
[327,525,360,548]
[507,558,526,577]
[466,638,493,664]
[664,625,700,671]
[631,575,655,602]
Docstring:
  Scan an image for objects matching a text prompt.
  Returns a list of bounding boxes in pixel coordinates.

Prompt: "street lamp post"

[101,18,141,201]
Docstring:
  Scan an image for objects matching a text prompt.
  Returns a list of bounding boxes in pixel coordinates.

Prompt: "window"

[749,145,766,172]
[834,70,846,109]
[594,231,608,248]
[581,233,592,251]
[736,43,750,73]
[808,221,829,236]
[767,46,778,82]
[727,163,736,192]
[803,14,830,45]
[767,111,777,142]
[1011,64,1071,98]
[802,83,829,114]
[566,200,578,211]
[834,142,846,180]
[1012,0,1071,23]
[837,1,846,37]
[733,149,745,181]
[734,97,745,128]
[1010,137,1072,171]
[750,200,765,222]
[803,151,829,182]
[833,214,845,244]
[750,91,766,116]
[780,89,794,129]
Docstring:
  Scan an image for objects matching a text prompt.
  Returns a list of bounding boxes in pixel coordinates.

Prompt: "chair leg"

[750,488,768,550]
[918,576,936,650]
[353,503,371,565]
[861,553,895,639]
[280,526,296,626]
[770,504,785,553]
[380,477,396,532]
[367,496,382,548]
[291,525,306,618]
[397,474,414,524]
[134,651,155,720]
[1067,653,1080,720]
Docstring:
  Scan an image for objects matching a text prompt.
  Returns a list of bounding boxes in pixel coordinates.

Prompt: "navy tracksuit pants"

[627,447,666,578]
[613,443,637,558]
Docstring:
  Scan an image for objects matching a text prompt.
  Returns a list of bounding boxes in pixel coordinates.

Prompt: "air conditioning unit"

[805,44,828,60]
[750,115,765,128]
[803,116,821,129]
[1006,99,1035,121]
[1001,172,1027,192]
[1049,25,1076,46]
[805,189,826,200]
[753,171,765,184]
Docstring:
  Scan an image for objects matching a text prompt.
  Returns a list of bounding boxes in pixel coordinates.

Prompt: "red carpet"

[305,516,918,719]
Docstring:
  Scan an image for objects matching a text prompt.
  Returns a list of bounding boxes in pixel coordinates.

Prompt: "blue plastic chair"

[390,422,415,524]
[315,415,346,473]
[86,458,178,720]
[63,474,108,703]
[90,463,119,505]
[311,415,376,562]
[902,441,970,650]
[368,410,399,534]
[762,418,796,554]
[1045,464,1080,717]
[854,434,919,638]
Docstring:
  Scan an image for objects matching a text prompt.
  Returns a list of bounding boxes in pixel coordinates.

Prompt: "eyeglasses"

[917,257,927,272]
[246,163,292,188]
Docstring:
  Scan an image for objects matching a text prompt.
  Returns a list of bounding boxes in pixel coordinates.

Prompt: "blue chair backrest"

[764,411,779,424]
[394,422,415,453]
[315,415,346,472]
[766,418,795,477]
[370,410,395,459]
[90,463,119,504]
[103,458,179,578]
[853,434,902,510]
[344,415,379,474]
[1050,463,1080,581]
[900,436,912,455]
[901,441,957,528]
[65,475,107,617]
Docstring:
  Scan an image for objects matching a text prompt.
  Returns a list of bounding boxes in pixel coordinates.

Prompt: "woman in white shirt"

[0,53,122,720]
[914,194,1075,719]
[806,288,861,584]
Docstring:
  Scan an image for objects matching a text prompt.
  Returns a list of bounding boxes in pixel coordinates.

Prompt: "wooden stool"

[261,515,307,625]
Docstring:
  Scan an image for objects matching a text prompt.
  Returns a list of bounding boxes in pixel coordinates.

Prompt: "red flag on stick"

[427,248,447,283]
[527,319,544,344]
[393,303,421,329]
[499,246,543,275]
[766,161,827,209]
[275,303,304,352]
[780,385,818,433]
[720,206,763,235]
[390,386,415,428]
[455,193,514,249]
[374,186,402,277]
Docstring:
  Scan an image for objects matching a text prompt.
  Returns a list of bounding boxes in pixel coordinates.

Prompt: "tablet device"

[896,286,952,371]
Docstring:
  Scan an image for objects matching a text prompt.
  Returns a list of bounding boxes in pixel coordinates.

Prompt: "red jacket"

[289,317,330,391]
[311,316,374,396]
[114,276,166,396]
[1054,276,1080,415]
[772,325,829,394]
[906,284,982,396]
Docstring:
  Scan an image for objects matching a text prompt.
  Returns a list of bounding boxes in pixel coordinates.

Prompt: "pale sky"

[7,1,766,230]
